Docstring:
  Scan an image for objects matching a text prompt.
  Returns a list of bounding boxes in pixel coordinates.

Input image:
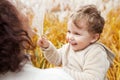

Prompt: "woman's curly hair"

[0,0,35,74]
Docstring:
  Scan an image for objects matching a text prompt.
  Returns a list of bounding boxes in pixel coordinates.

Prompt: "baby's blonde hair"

[70,5,105,34]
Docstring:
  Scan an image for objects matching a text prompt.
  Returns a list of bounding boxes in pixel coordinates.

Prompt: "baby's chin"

[70,44,85,51]
[70,44,80,51]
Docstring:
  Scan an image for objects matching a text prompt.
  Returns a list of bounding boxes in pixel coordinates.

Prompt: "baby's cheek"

[66,35,69,42]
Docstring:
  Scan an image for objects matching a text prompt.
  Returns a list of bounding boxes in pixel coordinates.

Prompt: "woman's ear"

[91,33,100,43]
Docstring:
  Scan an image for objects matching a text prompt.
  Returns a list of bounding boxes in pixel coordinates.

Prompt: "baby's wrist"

[42,43,50,49]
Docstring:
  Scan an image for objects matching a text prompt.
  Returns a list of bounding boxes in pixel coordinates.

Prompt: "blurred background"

[11,0,120,80]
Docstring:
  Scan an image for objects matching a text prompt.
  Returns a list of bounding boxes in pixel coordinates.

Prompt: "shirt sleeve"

[63,46,110,80]
[41,42,66,66]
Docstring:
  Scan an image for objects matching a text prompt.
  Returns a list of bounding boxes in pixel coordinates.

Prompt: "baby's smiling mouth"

[69,41,77,46]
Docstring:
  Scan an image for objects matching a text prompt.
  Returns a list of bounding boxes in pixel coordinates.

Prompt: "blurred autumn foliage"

[30,12,68,68]
[100,7,120,80]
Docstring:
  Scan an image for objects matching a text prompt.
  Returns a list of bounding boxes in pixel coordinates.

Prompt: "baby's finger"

[37,37,43,46]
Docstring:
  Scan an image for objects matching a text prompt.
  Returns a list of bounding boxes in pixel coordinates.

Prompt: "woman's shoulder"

[0,62,42,80]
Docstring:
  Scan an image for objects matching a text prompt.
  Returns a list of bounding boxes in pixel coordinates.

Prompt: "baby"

[38,5,115,80]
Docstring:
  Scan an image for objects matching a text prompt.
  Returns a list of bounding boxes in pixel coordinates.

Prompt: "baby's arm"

[37,36,62,66]
[63,46,110,80]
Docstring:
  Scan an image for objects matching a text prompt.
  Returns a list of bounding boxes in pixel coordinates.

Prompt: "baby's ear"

[91,33,100,43]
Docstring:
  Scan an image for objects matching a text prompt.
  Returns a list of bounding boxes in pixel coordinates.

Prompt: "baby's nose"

[69,34,74,41]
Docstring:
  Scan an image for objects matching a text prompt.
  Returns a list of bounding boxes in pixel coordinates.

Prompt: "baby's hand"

[37,36,49,49]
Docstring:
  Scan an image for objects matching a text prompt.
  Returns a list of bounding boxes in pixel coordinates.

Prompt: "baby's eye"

[67,30,70,33]
[74,33,81,35]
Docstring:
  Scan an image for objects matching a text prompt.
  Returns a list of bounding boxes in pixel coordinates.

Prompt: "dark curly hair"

[0,0,35,74]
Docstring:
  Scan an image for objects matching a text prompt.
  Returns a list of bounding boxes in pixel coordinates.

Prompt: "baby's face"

[66,19,96,51]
